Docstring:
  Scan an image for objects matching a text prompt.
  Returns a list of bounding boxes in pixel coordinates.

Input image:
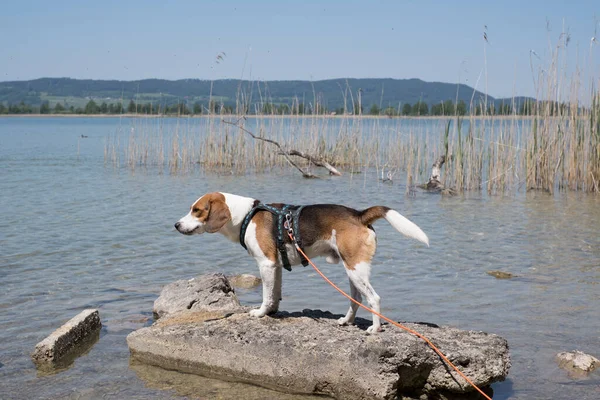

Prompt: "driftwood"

[284,149,341,176]
[426,155,446,190]
[222,118,341,178]
[419,155,456,194]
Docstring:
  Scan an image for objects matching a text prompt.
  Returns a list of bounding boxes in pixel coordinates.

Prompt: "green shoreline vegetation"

[0,97,566,117]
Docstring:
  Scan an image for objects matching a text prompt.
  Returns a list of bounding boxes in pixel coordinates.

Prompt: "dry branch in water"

[283,149,342,176]
[426,155,446,190]
[222,118,341,178]
[419,155,456,194]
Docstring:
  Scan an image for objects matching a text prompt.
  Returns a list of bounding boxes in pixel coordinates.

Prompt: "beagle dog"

[175,192,429,333]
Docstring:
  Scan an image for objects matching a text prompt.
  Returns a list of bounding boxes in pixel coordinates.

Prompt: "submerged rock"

[556,350,599,376]
[31,309,101,370]
[487,270,516,279]
[130,274,510,399]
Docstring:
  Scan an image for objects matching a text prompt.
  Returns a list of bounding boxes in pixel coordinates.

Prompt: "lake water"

[0,116,599,399]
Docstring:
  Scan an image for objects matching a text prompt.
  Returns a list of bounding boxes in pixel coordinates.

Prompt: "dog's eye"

[192,208,199,213]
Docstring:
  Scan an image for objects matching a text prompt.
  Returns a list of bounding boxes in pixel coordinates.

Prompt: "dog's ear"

[205,198,231,233]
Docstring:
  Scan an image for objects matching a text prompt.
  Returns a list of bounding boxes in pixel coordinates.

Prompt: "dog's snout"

[174,221,181,230]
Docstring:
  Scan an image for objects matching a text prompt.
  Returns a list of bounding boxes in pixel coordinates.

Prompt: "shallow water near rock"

[1,117,599,399]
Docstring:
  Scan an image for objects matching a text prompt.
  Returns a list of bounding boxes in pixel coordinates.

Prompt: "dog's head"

[175,192,232,235]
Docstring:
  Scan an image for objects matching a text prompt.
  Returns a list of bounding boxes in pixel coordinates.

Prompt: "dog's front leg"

[249,261,282,317]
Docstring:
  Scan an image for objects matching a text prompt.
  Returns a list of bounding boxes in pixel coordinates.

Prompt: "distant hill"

[0,77,527,112]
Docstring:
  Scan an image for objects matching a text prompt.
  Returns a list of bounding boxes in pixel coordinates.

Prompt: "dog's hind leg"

[346,261,382,333]
[249,261,282,317]
[337,278,362,326]
[337,227,382,333]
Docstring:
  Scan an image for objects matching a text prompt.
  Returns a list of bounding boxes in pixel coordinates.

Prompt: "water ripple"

[0,118,598,399]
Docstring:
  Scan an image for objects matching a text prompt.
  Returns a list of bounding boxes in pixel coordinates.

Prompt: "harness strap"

[276,204,293,270]
[239,202,308,271]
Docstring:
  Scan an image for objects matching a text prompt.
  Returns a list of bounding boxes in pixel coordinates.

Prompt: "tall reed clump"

[435,28,599,195]
[589,90,600,191]
[103,104,598,194]
[518,42,599,194]
[104,30,598,194]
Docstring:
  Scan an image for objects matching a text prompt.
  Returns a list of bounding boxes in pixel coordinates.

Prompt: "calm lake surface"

[0,117,598,399]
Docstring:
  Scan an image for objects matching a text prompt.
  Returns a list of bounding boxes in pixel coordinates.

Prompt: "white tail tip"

[384,210,429,246]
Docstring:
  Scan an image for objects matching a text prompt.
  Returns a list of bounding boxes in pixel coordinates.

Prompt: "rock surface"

[130,360,324,400]
[153,273,242,319]
[227,273,262,289]
[556,350,599,376]
[31,309,101,367]
[486,270,516,279]
[130,274,510,399]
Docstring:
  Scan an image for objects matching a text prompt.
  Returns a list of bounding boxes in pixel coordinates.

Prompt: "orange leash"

[289,233,493,400]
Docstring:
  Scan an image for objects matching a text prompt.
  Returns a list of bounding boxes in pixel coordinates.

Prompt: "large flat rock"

[128,274,510,399]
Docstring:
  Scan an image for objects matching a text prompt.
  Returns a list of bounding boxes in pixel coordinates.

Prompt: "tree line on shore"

[0,98,572,117]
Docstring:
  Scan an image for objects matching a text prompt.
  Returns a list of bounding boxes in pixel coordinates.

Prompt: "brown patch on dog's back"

[296,204,378,270]
[297,205,364,245]
[297,205,357,244]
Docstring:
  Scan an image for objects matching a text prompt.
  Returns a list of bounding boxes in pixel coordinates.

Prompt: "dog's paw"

[366,325,383,334]
[249,308,267,318]
[337,316,353,326]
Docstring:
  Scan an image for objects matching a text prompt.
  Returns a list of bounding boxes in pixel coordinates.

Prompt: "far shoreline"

[0,113,538,120]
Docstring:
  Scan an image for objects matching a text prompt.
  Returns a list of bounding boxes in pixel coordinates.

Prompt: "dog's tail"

[360,206,429,246]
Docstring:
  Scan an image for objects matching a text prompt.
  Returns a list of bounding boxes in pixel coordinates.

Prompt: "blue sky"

[1,0,598,98]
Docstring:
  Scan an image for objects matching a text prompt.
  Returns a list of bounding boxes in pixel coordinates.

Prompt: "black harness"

[239,203,309,271]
